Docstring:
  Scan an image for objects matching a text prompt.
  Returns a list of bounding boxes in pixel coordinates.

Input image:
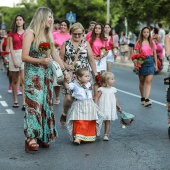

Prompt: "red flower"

[38,42,51,52]
[95,74,102,87]
[1,51,10,56]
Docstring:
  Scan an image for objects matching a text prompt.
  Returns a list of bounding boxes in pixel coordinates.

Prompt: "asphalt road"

[0,65,170,170]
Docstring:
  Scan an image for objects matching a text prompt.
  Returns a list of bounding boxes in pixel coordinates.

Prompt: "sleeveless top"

[64,39,89,71]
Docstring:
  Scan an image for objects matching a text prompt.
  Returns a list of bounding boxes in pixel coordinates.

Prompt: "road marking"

[117,89,166,107]
[6,109,15,114]
[0,101,8,107]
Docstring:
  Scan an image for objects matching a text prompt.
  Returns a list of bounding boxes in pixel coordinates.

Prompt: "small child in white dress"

[95,72,121,141]
[64,68,103,145]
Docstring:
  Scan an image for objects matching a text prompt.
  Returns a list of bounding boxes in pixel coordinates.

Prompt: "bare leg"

[104,120,110,135]
[54,86,60,104]
[145,75,153,99]
[139,75,145,98]
[107,61,112,72]
[11,71,19,106]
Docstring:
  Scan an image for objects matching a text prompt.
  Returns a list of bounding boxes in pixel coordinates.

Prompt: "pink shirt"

[8,31,25,50]
[52,30,60,34]
[88,38,109,56]
[156,43,163,59]
[85,32,92,41]
[135,41,157,56]
[52,32,71,49]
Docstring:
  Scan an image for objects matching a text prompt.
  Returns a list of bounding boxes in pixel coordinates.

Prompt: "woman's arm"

[153,49,158,69]
[94,90,102,104]
[0,38,4,52]
[59,41,74,70]
[165,34,170,62]
[86,42,97,76]
[22,30,52,65]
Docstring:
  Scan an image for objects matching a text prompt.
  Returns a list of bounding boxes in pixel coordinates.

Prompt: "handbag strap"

[73,39,86,66]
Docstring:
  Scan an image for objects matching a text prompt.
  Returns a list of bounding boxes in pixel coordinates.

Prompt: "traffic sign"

[66,12,76,23]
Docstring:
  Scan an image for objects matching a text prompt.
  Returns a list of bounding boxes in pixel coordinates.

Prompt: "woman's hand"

[13,60,19,68]
[154,65,158,71]
[41,58,53,65]
[65,64,74,71]
[94,56,102,61]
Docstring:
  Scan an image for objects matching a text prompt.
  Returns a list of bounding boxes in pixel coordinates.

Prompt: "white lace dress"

[98,87,118,120]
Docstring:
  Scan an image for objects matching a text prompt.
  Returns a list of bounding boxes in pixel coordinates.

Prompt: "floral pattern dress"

[63,39,90,93]
[24,45,57,143]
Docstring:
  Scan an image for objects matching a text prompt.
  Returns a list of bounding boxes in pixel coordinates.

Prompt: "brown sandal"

[25,138,39,152]
[37,139,49,148]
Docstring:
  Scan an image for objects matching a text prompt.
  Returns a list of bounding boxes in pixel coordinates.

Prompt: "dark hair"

[153,27,159,34]
[90,21,97,25]
[11,14,25,33]
[76,68,88,77]
[90,23,105,47]
[138,26,153,51]
[54,19,60,24]
[104,23,112,36]
[60,19,70,29]
[149,25,153,30]
[121,32,125,36]
[158,23,162,28]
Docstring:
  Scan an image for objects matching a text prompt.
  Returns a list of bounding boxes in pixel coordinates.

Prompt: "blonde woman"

[22,7,66,152]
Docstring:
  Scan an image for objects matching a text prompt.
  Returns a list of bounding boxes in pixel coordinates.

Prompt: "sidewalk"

[113,55,169,76]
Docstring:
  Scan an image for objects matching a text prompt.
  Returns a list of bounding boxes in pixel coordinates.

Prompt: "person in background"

[134,27,157,107]
[52,19,71,105]
[52,18,60,34]
[22,6,66,152]
[85,21,96,41]
[158,23,166,65]
[164,26,170,66]
[104,24,114,71]
[151,27,159,42]
[9,15,25,110]
[149,25,154,37]
[119,31,128,62]
[128,31,136,61]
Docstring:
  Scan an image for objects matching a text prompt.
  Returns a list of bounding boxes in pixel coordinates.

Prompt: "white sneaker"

[103,134,109,141]
[17,89,22,95]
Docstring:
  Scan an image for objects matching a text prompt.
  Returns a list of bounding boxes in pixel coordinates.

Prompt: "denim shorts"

[139,56,154,76]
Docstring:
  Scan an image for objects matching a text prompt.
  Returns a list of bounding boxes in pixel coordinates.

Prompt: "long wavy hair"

[138,26,153,52]
[28,6,54,50]
[11,15,25,33]
[90,23,105,47]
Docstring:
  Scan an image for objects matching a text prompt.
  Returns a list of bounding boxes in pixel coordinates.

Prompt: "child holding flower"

[134,27,158,107]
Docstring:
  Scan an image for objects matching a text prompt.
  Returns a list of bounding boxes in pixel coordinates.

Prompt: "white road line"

[6,109,15,114]
[117,89,166,107]
[0,101,8,107]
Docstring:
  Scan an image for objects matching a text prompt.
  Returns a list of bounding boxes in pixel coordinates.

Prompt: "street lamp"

[106,0,110,24]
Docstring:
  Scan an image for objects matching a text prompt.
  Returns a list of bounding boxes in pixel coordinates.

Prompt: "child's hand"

[116,106,122,113]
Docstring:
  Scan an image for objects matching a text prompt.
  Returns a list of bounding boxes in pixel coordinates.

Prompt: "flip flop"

[13,103,19,108]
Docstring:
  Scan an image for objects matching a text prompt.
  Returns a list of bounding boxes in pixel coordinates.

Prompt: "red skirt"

[73,120,96,142]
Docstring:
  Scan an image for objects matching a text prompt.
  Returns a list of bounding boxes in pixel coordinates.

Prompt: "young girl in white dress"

[95,72,121,141]
[64,68,103,145]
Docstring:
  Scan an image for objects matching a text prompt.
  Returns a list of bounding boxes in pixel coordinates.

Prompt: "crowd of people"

[0,6,169,152]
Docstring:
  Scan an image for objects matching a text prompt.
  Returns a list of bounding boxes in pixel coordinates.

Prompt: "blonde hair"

[28,6,54,50]
[101,72,114,87]
[69,22,85,35]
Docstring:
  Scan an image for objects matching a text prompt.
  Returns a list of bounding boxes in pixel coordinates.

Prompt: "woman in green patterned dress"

[22,7,66,152]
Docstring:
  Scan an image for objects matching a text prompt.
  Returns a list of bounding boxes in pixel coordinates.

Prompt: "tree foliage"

[1,0,170,33]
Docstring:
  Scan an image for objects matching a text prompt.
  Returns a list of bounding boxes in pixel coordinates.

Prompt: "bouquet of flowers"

[38,42,51,58]
[120,111,135,128]
[1,51,10,69]
[131,53,146,69]
[113,47,118,59]
[98,46,108,66]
